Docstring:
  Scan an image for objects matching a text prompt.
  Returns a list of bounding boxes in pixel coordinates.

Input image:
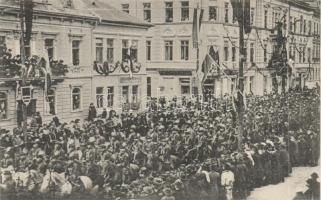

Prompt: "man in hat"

[309,172,320,200]
[221,163,235,200]
[161,187,175,200]
[0,170,16,200]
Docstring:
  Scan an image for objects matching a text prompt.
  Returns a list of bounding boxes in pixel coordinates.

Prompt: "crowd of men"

[0,88,319,200]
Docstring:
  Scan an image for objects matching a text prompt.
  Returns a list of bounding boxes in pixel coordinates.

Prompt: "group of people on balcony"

[0,87,319,200]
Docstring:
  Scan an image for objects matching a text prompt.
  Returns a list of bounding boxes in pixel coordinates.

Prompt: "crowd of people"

[0,88,319,200]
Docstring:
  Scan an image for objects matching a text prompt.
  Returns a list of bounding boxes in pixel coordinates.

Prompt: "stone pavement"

[247,166,320,200]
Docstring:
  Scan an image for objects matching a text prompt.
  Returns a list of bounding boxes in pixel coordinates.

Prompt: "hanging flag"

[208,45,220,76]
[201,54,218,87]
[192,8,199,49]
[230,0,242,25]
[24,0,33,45]
[244,0,252,34]
[37,49,52,101]
[199,9,204,30]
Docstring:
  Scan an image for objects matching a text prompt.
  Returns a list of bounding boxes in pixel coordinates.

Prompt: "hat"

[163,187,173,196]
[153,177,164,185]
[311,172,319,179]
[3,171,11,175]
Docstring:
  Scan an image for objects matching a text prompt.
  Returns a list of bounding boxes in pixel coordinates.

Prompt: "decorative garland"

[0,48,68,78]
[93,54,142,76]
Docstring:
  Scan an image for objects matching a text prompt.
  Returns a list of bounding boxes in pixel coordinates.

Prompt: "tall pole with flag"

[19,0,27,141]
[231,0,251,151]
[193,3,204,100]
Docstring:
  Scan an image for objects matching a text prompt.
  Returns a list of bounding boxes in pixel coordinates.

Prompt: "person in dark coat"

[88,103,97,121]
[270,145,281,184]
[101,108,107,119]
[35,112,43,127]
[279,144,291,179]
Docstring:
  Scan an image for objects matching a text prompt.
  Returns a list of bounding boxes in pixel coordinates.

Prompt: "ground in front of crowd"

[247,165,320,200]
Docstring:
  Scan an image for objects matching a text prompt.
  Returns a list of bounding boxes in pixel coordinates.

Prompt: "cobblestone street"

[248,165,320,200]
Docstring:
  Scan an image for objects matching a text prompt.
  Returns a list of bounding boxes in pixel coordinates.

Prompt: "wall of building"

[0,2,150,129]
[106,0,320,96]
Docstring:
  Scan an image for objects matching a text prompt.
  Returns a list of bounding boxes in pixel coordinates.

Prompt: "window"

[143,3,151,22]
[181,85,190,95]
[122,4,129,13]
[299,47,302,63]
[249,76,254,93]
[72,87,81,111]
[122,40,129,60]
[294,18,297,33]
[130,40,138,62]
[165,40,173,60]
[146,40,151,61]
[264,10,268,28]
[264,44,267,62]
[289,46,293,59]
[46,89,56,115]
[147,77,151,97]
[165,2,173,22]
[290,16,293,32]
[300,16,303,33]
[293,47,296,61]
[96,87,104,108]
[308,21,312,35]
[224,41,229,61]
[250,8,255,25]
[0,36,5,57]
[224,3,229,23]
[272,12,275,28]
[107,39,114,63]
[304,19,306,34]
[65,0,72,8]
[95,38,103,63]
[0,92,7,120]
[250,43,254,63]
[44,39,54,60]
[72,40,80,66]
[314,22,316,35]
[181,1,189,21]
[209,6,217,21]
[122,86,129,104]
[308,48,311,62]
[107,87,114,107]
[181,40,189,60]
[232,9,237,24]
[232,45,236,62]
[231,78,235,94]
[132,85,139,103]
[244,44,247,62]
[302,47,306,63]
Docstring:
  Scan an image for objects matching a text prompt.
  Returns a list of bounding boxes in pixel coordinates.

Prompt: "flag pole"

[237,0,245,152]
[19,0,28,142]
[195,3,201,103]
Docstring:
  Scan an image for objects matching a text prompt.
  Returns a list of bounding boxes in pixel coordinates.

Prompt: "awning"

[159,71,192,76]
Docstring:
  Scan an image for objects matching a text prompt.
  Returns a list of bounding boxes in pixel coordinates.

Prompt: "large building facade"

[105,0,320,99]
[0,0,151,129]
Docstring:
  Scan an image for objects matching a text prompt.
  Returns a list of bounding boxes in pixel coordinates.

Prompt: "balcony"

[0,53,68,84]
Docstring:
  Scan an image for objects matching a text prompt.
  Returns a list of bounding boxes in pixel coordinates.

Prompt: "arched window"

[72,87,81,111]
[0,92,7,120]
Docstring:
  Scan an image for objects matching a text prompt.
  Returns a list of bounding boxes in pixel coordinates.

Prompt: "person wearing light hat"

[0,170,16,200]
[161,187,175,200]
